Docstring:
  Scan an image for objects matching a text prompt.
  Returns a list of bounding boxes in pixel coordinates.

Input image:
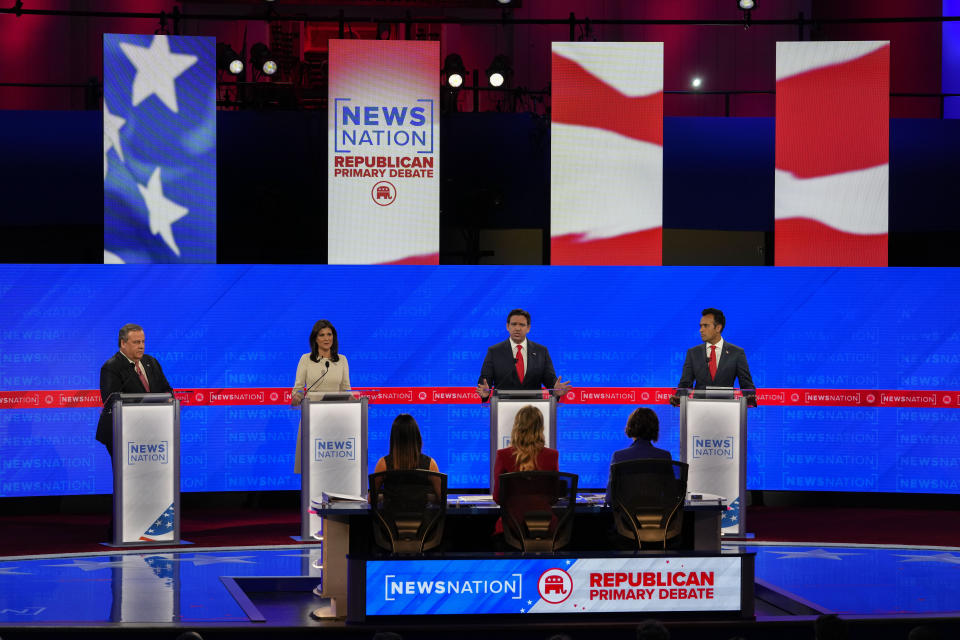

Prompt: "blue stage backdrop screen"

[1,265,959,497]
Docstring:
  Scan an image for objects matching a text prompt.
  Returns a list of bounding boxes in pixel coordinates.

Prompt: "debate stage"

[2,500,959,639]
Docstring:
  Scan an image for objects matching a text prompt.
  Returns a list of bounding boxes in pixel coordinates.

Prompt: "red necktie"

[136,363,151,392]
[708,345,717,380]
[515,344,525,383]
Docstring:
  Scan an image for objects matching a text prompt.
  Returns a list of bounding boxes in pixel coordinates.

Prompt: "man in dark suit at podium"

[96,323,174,457]
[669,308,755,407]
[476,309,571,401]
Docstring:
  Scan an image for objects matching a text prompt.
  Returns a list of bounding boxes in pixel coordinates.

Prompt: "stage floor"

[1,542,959,627]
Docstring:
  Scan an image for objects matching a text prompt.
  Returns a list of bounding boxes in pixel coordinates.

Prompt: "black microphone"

[304,360,331,394]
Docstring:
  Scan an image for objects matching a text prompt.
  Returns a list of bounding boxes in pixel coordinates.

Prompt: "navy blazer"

[96,351,174,455]
[478,339,558,400]
[676,340,755,392]
[605,439,671,504]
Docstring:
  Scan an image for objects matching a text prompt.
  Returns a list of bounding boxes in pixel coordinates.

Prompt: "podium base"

[289,535,323,542]
[310,587,338,619]
[722,531,755,541]
[100,538,193,548]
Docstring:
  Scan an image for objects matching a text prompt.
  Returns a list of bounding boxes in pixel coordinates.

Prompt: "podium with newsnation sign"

[112,392,181,546]
[490,389,557,492]
[679,392,748,537]
[300,392,368,540]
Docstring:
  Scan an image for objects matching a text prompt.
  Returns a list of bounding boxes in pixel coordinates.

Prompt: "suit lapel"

[526,342,538,379]
[697,343,710,381]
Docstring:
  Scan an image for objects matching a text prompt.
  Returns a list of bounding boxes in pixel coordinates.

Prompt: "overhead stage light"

[738,0,755,9]
[443,54,467,88]
[486,55,512,88]
[217,43,244,76]
[691,77,703,89]
[251,43,277,76]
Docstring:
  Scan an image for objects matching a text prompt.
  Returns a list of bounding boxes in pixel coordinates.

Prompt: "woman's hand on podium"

[291,391,303,407]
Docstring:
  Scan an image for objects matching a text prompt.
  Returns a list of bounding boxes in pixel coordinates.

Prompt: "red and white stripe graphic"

[775,41,890,266]
[551,43,663,265]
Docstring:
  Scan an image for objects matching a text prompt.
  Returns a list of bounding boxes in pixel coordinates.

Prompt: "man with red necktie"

[476,309,571,402]
[96,323,174,457]
[670,308,756,407]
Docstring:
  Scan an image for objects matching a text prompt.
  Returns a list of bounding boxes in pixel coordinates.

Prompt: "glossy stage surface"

[1,542,959,627]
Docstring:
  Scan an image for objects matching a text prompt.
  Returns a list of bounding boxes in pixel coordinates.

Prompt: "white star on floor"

[44,559,118,572]
[178,555,257,566]
[771,548,861,560]
[894,552,960,565]
[138,167,188,256]
[0,567,31,575]
[103,100,126,178]
[119,35,197,113]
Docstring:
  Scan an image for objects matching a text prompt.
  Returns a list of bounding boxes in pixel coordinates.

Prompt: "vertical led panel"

[775,41,889,266]
[945,0,960,118]
[551,42,663,265]
[103,34,216,264]
[328,40,439,264]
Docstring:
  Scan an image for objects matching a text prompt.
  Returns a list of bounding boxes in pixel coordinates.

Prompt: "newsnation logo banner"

[328,40,439,264]
[365,556,743,616]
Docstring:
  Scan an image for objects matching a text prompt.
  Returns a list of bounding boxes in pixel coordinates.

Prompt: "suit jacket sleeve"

[677,347,696,391]
[478,346,497,403]
[542,447,560,471]
[538,346,559,390]
[734,349,756,391]
[492,449,509,503]
[146,355,174,394]
[100,355,126,404]
[340,355,351,391]
[479,347,495,386]
[292,354,308,394]
[605,451,618,505]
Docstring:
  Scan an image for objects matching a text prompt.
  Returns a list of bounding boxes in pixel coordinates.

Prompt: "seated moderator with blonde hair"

[374,414,439,473]
[491,405,559,502]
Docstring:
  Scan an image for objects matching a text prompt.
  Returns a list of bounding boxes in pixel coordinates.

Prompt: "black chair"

[608,459,688,550]
[368,470,447,554]
[498,471,578,552]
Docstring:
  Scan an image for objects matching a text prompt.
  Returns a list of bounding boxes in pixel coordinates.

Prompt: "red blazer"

[492,446,559,535]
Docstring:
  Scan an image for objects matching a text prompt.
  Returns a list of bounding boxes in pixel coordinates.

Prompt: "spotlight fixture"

[738,0,755,9]
[691,77,702,89]
[250,43,277,76]
[216,43,244,75]
[486,54,512,88]
[442,54,467,89]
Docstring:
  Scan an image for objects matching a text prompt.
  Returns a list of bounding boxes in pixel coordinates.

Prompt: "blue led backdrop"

[1,264,959,496]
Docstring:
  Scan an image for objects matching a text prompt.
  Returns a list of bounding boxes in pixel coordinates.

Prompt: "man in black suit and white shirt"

[476,309,571,401]
[96,323,174,457]
[669,308,756,406]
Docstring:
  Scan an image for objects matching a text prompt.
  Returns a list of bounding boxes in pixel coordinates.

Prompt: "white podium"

[300,392,368,540]
[111,392,180,546]
[489,389,556,493]
[679,392,748,537]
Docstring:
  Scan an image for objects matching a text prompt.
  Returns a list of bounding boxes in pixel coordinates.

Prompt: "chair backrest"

[498,470,578,552]
[368,470,447,554]
[608,459,688,549]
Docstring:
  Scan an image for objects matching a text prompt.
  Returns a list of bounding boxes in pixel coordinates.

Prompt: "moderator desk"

[311,494,727,611]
